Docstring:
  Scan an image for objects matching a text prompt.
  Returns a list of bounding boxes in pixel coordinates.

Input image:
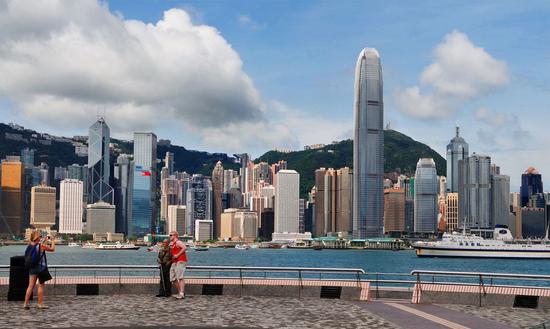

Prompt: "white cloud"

[395,30,509,118]
[0,0,292,150]
[474,107,530,153]
[237,15,265,30]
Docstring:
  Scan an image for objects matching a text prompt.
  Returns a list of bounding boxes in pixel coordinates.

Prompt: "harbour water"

[2,245,550,276]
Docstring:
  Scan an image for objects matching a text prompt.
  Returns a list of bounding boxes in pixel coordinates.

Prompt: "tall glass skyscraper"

[458,154,492,229]
[129,133,157,237]
[88,118,113,204]
[186,174,212,236]
[446,127,469,193]
[414,158,438,233]
[520,167,544,207]
[352,48,384,238]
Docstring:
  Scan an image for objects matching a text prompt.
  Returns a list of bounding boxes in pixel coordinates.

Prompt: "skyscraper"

[114,154,132,234]
[211,161,224,239]
[129,132,157,237]
[492,174,511,227]
[383,188,406,235]
[458,154,492,229]
[446,127,469,193]
[0,158,25,235]
[414,158,438,233]
[88,118,113,204]
[164,152,174,176]
[186,174,212,236]
[20,148,35,168]
[59,179,83,234]
[353,48,384,238]
[520,167,544,207]
[274,170,300,234]
[30,186,56,231]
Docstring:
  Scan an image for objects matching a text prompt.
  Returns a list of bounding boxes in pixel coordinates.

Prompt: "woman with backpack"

[23,231,55,310]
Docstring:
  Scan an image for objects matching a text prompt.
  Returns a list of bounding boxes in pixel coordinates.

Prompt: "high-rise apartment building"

[164,152,174,176]
[353,48,384,238]
[414,158,438,233]
[220,209,258,242]
[223,169,237,193]
[212,161,224,238]
[446,127,469,193]
[88,118,113,204]
[129,132,157,237]
[458,154,492,229]
[59,179,83,234]
[1,158,25,235]
[186,175,212,236]
[30,185,56,231]
[314,167,353,237]
[160,176,180,221]
[275,170,300,234]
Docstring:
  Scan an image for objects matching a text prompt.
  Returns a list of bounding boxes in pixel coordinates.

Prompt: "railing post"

[375,273,379,299]
[298,270,302,299]
[239,268,243,298]
[53,268,57,295]
[478,274,486,307]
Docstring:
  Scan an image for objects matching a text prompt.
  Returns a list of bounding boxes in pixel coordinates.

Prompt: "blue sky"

[0,0,548,190]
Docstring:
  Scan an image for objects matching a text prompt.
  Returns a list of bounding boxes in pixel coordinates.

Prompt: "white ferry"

[68,242,80,247]
[95,241,140,250]
[413,226,550,259]
[81,242,97,249]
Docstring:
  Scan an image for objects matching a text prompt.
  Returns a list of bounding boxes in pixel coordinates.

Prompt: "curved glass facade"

[352,48,384,238]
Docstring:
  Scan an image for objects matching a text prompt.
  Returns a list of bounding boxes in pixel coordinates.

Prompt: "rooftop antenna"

[456,126,460,138]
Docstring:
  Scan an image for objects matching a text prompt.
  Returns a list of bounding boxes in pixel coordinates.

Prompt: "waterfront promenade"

[1,295,548,328]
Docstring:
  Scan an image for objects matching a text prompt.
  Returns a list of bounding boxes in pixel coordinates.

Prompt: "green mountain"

[255,129,446,197]
[0,123,445,197]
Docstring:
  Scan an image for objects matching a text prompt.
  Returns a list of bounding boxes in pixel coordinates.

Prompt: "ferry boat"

[81,242,97,249]
[413,226,550,259]
[95,241,140,250]
[68,242,80,247]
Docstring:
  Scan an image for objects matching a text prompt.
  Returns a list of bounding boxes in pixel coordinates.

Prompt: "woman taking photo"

[23,231,55,309]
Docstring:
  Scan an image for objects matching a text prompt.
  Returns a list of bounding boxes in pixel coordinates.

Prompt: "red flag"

[141,171,151,176]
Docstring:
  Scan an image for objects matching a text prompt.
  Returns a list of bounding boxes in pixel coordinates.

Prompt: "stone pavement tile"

[440,304,550,329]
[0,295,399,329]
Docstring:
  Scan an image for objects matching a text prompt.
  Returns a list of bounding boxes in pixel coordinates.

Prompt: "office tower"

[446,127,469,193]
[520,167,544,207]
[212,161,224,238]
[458,154,492,229]
[160,176,180,220]
[437,196,446,232]
[86,202,116,234]
[220,209,258,242]
[195,219,213,241]
[236,153,250,194]
[353,48,384,238]
[30,186,56,231]
[167,205,186,235]
[88,118,113,204]
[0,158,25,235]
[304,201,314,234]
[521,208,546,238]
[383,188,406,235]
[336,167,353,234]
[492,174,510,227]
[299,199,306,233]
[270,160,287,187]
[439,176,447,197]
[274,170,299,233]
[402,177,414,233]
[186,174,212,236]
[39,162,50,186]
[20,148,35,168]
[223,169,236,193]
[54,167,68,181]
[177,171,190,205]
[444,193,459,232]
[129,132,157,237]
[164,152,174,176]
[68,164,88,201]
[59,179,83,234]
[114,154,132,234]
[414,158,438,233]
[261,185,275,209]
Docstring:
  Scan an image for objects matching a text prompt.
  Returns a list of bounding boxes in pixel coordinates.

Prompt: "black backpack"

[24,244,41,269]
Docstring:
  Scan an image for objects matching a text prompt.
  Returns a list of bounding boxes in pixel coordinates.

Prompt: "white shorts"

[170,261,186,282]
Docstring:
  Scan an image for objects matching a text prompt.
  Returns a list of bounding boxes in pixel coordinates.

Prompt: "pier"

[1,264,549,328]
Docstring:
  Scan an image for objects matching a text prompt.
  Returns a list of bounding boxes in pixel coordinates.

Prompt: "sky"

[0,0,548,190]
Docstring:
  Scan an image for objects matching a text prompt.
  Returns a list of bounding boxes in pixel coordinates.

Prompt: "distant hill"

[0,123,445,197]
[255,130,446,197]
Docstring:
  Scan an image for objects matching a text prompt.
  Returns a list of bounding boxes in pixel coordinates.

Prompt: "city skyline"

[0,0,548,191]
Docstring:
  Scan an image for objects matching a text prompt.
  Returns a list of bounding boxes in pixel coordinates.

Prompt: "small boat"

[82,242,97,249]
[68,242,80,247]
[95,241,140,250]
[193,245,209,251]
[313,245,323,250]
[235,244,250,250]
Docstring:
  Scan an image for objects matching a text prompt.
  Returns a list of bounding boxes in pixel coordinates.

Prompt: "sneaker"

[23,304,30,310]
[37,304,49,309]
[172,294,181,298]
[175,293,184,299]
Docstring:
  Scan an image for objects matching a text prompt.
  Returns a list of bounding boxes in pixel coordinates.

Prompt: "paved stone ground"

[441,304,550,329]
[0,295,398,329]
